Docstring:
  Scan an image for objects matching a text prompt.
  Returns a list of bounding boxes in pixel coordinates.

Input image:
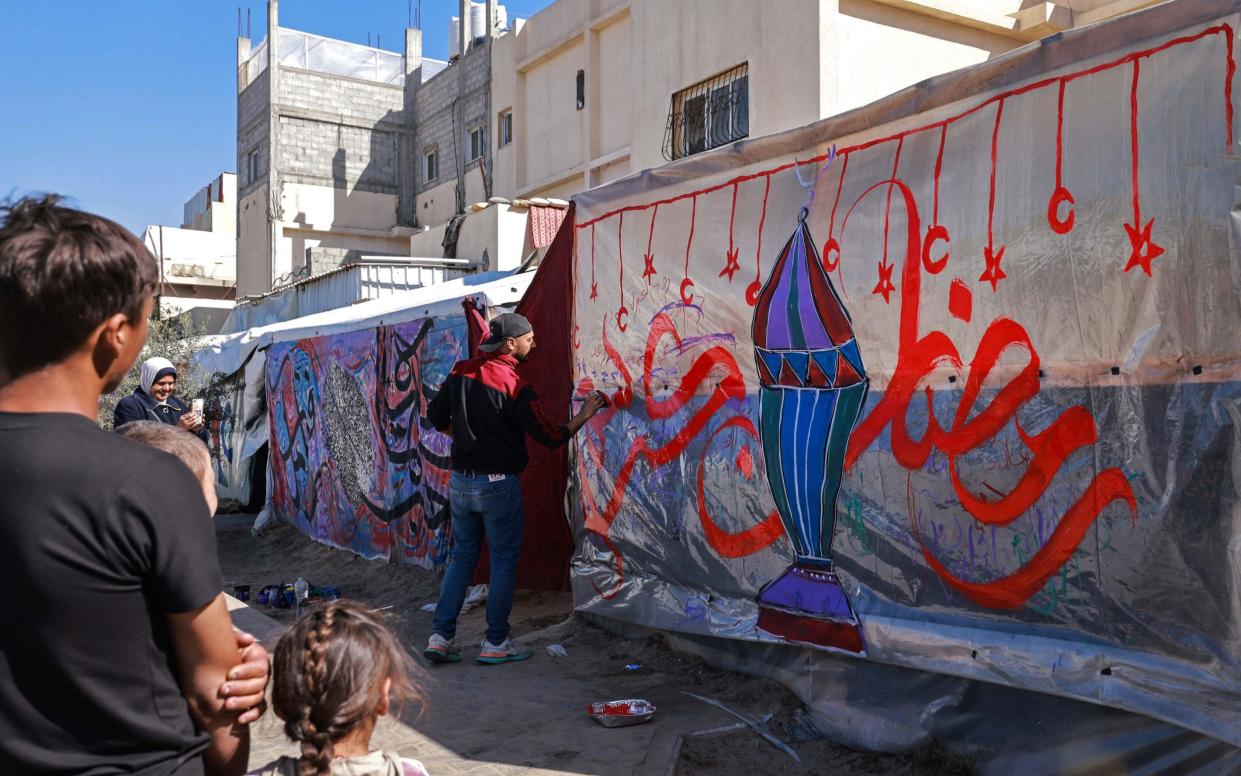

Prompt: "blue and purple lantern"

[750,210,867,654]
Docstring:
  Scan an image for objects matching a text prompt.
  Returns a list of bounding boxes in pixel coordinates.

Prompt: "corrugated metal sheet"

[226,263,470,332]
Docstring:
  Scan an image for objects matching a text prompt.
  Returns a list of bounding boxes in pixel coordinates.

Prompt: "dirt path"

[217,519,969,775]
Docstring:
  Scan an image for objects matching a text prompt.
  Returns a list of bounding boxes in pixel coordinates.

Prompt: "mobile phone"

[191,398,204,414]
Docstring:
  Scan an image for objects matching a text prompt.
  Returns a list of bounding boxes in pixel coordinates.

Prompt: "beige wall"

[627,0,823,172]
[833,0,1010,116]
[522,43,587,188]
[279,182,400,233]
[408,203,530,271]
[417,174,488,230]
[237,186,270,297]
[594,19,631,159]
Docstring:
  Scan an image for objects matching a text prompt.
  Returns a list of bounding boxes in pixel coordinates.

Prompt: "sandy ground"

[217,518,971,776]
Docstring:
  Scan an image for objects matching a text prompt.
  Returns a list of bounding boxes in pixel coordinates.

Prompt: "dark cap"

[478,312,533,352]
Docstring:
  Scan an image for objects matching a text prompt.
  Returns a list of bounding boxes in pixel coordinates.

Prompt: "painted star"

[1122,218,1164,276]
[590,281,599,300]
[872,260,896,303]
[979,244,1006,292]
[718,246,741,282]
[642,252,658,282]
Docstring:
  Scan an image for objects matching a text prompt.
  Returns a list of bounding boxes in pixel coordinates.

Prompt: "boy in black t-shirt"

[0,196,269,776]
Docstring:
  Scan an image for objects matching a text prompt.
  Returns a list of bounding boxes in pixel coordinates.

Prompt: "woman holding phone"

[113,356,208,442]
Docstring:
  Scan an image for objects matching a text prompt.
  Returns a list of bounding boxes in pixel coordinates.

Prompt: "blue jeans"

[432,472,524,645]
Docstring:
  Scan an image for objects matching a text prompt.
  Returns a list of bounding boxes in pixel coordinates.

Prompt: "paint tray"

[587,699,656,728]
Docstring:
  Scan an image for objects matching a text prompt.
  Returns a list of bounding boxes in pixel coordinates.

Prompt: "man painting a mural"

[423,313,608,664]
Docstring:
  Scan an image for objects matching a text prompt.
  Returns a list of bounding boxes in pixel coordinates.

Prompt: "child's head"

[0,194,156,387]
[115,421,216,515]
[272,601,421,775]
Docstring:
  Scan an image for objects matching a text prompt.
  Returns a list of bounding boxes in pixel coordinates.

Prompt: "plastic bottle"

[294,577,309,615]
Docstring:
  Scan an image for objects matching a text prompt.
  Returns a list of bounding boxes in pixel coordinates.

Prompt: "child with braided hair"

[249,601,430,776]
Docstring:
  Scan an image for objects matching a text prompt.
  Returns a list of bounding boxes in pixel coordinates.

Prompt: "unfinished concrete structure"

[234,1,448,297]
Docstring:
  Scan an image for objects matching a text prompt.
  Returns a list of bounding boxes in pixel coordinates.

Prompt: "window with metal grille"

[467,124,485,161]
[663,63,749,161]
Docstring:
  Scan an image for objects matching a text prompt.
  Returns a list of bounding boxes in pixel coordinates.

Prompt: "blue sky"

[0,1,551,235]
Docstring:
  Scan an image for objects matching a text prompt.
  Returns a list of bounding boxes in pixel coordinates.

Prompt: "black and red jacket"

[427,352,570,474]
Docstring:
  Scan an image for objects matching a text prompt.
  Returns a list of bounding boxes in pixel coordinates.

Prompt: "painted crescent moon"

[922,224,950,274]
[744,280,762,306]
[1047,186,1075,234]
[822,236,841,272]
[680,278,696,305]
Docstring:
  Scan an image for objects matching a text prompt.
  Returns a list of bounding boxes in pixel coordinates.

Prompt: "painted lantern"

[751,210,868,654]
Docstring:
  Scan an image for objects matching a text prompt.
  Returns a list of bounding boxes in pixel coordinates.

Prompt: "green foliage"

[97,313,209,429]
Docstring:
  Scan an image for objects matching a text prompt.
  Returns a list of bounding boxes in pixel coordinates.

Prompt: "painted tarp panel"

[265,316,461,566]
[568,1,1241,750]
[204,369,251,502]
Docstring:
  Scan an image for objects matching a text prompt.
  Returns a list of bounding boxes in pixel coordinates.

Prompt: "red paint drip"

[828,153,849,238]
[727,183,737,254]
[882,137,904,270]
[933,123,946,225]
[1055,79,1066,189]
[1225,25,1235,150]
[744,175,771,306]
[987,98,1004,252]
[1130,59,1142,225]
[618,213,624,305]
[684,195,696,279]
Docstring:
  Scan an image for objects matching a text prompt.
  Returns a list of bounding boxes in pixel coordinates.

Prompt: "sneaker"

[475,638,533,665]
[423,633,460,664]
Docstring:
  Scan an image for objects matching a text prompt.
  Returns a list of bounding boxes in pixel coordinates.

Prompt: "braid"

[271,600,426,776]
[298,607,336,776]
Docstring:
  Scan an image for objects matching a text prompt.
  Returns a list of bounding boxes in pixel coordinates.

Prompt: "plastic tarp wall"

[194,272,533,507]
[266,314,462,566]
[568,0,1241,767]
[203,354,268,503]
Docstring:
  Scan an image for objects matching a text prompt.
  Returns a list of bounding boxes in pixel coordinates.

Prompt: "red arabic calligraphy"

[842,179,1137,609]
[577,311,784,598]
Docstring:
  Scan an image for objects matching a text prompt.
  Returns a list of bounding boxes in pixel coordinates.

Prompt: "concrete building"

[143,172,238,333]
[234,1,450,297]
[410,0,1169,259]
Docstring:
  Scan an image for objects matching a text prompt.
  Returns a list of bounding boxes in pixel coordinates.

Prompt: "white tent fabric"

[195,270,532,377]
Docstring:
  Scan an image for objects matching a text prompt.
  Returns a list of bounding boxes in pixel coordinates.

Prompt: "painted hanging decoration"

[751,209,868,655]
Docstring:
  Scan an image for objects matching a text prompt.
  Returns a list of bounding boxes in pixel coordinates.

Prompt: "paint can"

[587,699,656,728]
[233,584,250,602]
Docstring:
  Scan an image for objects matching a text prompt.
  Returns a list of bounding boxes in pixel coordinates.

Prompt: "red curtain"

[461,296,489,357]
[470,205,577,591]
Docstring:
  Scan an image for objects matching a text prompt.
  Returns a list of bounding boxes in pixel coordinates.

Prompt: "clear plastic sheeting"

[565,0,1241,770]
[276,28,404,86]
[244,40,267,86]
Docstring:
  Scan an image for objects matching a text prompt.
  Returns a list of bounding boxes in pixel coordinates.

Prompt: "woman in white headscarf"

[113,356,206,440]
